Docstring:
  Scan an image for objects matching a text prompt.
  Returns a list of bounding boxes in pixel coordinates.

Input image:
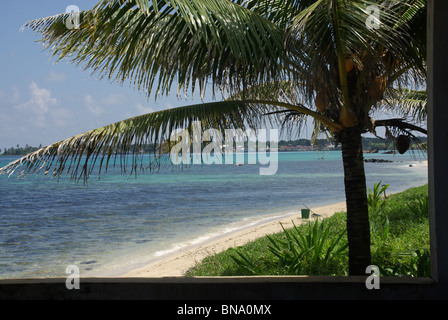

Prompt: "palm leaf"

[2,94,335,182]
[1,99,283,181]
[380,88,427,123]
[23,0,290,99]
[371,87,427,151]
[284,0,425,126]
[6,0,428,182]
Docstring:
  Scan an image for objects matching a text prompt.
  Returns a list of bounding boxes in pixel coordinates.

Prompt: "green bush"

[186,184,430,277]
[367,180,389,212]
[369,184,430,277]
[230,219,348,275]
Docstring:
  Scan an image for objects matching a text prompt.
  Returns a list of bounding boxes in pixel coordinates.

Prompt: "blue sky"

[0,1,209,151]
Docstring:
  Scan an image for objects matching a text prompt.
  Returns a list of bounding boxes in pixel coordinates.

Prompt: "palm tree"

[1,0,426,275]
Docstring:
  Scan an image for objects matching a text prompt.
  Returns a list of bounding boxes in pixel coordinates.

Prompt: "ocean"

[0,150,428,279]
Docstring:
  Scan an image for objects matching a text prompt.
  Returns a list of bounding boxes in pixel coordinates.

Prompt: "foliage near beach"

[186,184,430,277]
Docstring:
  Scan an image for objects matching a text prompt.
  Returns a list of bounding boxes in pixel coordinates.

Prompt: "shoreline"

[115,160,427,279]
[0,155,428,279]
[117,201,347,278]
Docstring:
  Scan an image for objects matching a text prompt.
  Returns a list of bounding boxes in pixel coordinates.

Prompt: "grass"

[185,184,430,277]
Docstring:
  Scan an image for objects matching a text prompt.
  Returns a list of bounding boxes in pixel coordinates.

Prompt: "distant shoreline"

[1,135,427,156]
[0,149,428,156]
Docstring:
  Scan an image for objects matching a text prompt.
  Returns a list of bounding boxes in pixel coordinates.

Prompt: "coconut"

[315,91,327,112]
[345,59,355,73]
[396,135,410,154]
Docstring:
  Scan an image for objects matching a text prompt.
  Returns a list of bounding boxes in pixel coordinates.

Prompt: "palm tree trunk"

[340,126,371,275]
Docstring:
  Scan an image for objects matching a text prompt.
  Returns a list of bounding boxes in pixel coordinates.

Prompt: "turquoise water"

[0,151,428,278]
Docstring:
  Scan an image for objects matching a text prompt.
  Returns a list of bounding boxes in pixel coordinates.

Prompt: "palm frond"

[9,0,428,182]
[0,98,305,182]
[23,0,289,99]
[374,117,427,154]
[284,0,426,122]
[378,88,427,123]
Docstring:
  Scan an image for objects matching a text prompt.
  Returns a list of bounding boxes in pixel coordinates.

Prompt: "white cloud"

[15,82,56,114]
[84,94,104,116]
[136,103,154,115]
[14,82,57,127]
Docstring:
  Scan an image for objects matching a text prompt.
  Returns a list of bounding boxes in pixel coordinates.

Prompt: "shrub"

[231,219,348,275]
[367,180,389,212]
[187,185,429,277]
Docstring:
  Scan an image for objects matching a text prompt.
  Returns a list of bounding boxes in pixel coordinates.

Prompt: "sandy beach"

[120,201,347,277]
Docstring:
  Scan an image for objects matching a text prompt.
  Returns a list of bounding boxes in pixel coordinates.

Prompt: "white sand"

[120,201,347,278]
